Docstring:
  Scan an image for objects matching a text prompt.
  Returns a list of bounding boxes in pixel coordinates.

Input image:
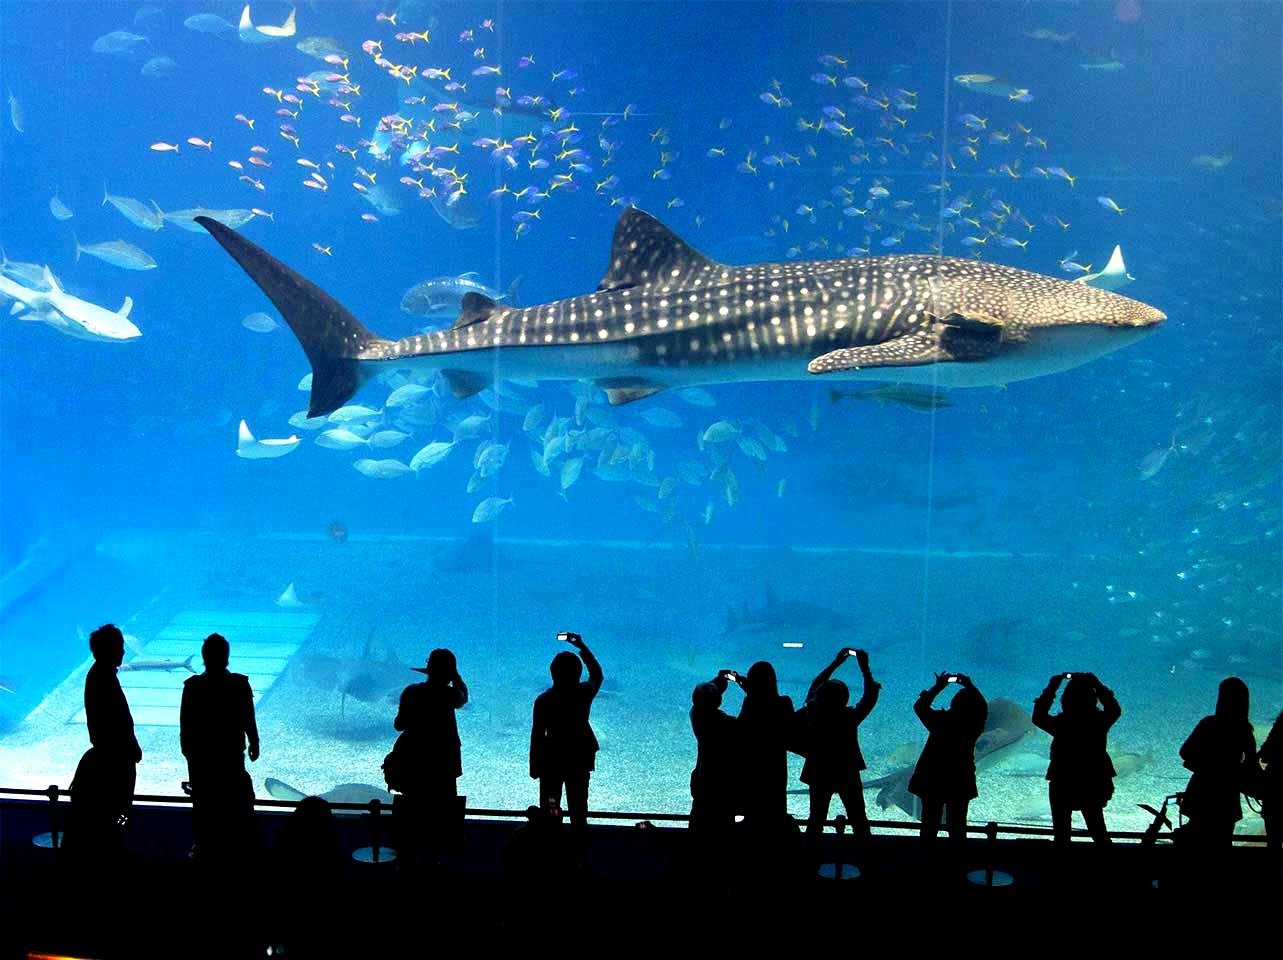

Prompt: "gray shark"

[196,209,1166,418]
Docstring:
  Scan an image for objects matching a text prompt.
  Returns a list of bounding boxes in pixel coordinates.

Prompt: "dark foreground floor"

[1,798,1277,958]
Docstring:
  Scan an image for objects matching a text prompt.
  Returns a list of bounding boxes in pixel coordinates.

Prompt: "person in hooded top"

[1179,676,1258,847]
[1031,672,1121,844]
[909,672,988,841]
[530,632,602,832]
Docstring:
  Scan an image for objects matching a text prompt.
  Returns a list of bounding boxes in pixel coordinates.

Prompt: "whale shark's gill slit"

[196,216,387,418]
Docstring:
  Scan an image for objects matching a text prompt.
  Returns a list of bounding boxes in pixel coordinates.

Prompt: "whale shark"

[196,209,1166,418]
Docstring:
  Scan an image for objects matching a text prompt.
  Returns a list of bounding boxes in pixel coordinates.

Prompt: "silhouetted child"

[737,660,795,825]
[273,796,344,952]
[1032,672,1121,844]
[689,672,740,840]
[1179,676,1257,847]
[909,672,987,841]
[1259,710,1282,857]
[180,632,261,860]
[799,648,880,843]
[502,801,580,882]
[68,623,142,855]
[530,632,602,831]
[386,648,468,864]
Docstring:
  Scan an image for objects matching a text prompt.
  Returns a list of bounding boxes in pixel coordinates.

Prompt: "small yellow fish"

[311,242,333,256]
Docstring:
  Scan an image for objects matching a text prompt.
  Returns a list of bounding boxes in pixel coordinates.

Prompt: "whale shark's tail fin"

[197,216,386,417]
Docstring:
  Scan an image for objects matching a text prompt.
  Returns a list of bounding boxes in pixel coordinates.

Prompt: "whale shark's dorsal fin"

[598,209,718,292]
[452,291,498,329]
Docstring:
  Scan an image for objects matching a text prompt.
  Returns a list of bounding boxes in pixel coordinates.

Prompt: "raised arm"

[851,650,881,724]
[807,648,852,702]
[451,673,469,709]
[1032,674,1063,735]
[914,673,949,726]
[574,637,603,696]
[1093,675,1121,729]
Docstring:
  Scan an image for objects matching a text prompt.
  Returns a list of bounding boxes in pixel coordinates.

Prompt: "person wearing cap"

[385,648,468,865]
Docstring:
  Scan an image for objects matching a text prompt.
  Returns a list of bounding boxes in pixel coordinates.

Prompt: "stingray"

[293,629,413,717]
[265,777,393,806]
[859,696,1034,818]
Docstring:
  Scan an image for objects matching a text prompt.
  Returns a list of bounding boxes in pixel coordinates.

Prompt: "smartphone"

[557,632,572,642]
[846,648,859,657]
[719,669,738,681]
[946,675,960,684]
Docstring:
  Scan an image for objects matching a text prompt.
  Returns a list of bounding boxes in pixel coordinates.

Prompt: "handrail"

[3,784,1263,843]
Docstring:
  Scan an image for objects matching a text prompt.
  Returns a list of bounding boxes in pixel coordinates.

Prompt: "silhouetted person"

[737,660,794,825]
[68,623,141,855]
[799,648,879,843]
[180,632,260,859]
[1032,672,1121,844]
[909,672,987,841]
[387,648,468,865]
[689,672,740,840]
[1179,676,1257,848]
[1259,710,1282,856]
[530,632,602,832]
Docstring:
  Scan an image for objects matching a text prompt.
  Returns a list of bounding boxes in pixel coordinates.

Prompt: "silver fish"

[103,184,164,230]
[74,235,157,271]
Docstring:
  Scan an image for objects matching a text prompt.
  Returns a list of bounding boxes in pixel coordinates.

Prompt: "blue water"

[0,1,1279,826]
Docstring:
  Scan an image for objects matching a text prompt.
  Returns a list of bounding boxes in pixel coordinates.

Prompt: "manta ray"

[196,209,1165,418]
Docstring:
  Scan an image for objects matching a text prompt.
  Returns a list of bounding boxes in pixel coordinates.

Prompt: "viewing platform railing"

[4,783,1261,847]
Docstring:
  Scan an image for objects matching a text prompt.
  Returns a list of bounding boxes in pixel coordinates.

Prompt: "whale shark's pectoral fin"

[807,318,1003,374]
[593,376,665,405]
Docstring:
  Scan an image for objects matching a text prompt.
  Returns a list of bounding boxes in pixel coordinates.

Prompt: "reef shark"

[196,209,1166,418]
[0,268,141,342]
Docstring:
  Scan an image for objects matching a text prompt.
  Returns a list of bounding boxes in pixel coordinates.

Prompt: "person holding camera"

[530,632,603,832]
[908,672,988,842]
[736,660,796,826]
[1031,672,1121,844]
[799,647,880,844]
[689,671,741,840]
